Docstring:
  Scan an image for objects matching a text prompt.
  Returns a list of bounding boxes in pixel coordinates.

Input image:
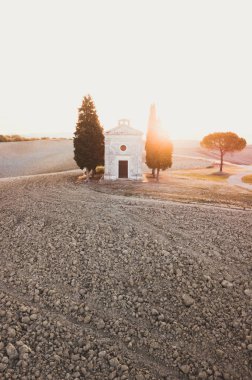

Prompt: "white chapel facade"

[104,119,144,180]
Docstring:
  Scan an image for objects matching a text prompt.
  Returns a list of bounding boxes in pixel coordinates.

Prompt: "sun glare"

[0,1,251,143]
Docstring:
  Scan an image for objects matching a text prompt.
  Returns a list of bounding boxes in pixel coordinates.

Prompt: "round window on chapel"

[120,145,127,151]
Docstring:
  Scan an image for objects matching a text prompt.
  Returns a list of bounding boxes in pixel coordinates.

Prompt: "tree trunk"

[220,151,224,172]
[152,168,156,178]
[84,169,91,182]
[156,168,160,182]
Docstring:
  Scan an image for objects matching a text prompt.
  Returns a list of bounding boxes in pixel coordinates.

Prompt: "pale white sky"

[0,0,251,142]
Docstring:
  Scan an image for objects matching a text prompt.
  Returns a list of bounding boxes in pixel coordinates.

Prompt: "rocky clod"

[6,343,18,360]
[182,294,195,307]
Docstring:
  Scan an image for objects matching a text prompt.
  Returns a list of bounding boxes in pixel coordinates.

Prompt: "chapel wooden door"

[118,160,128,178]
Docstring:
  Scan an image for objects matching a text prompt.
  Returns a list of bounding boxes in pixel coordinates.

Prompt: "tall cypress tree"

[154,126,173,181]
[145,104,158,177]
[145,104,173,181]
[73,95,104,178]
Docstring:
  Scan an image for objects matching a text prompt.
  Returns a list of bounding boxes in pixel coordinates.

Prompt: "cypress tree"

[73,95,104,179]
[145,104,158,177]
[145,104,173,180]
[154,126,173,181]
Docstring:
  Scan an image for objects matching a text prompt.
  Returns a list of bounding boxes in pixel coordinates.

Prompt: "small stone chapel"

[104,119,144,180]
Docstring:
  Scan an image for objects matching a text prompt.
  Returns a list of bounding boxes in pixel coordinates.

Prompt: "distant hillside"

[0,135,70,142]
[197,145,252,165]
[0,139,251,179]
[173,140,252,165]
[0,140,77,178]
[0,134,38,142]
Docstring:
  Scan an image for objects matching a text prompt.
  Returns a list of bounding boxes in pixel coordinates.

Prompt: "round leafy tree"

[200,132,246,172]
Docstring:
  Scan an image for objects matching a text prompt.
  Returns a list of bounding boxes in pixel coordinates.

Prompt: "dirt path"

[0,171,251,379]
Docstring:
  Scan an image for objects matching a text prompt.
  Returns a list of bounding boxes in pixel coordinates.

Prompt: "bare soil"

[96,170,252,210]
[0,171,251,379]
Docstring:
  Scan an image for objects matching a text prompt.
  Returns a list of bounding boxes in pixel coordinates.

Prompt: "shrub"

[95,166,104,174]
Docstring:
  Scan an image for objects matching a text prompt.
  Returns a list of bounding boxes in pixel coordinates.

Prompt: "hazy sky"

[0,0,252,142]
